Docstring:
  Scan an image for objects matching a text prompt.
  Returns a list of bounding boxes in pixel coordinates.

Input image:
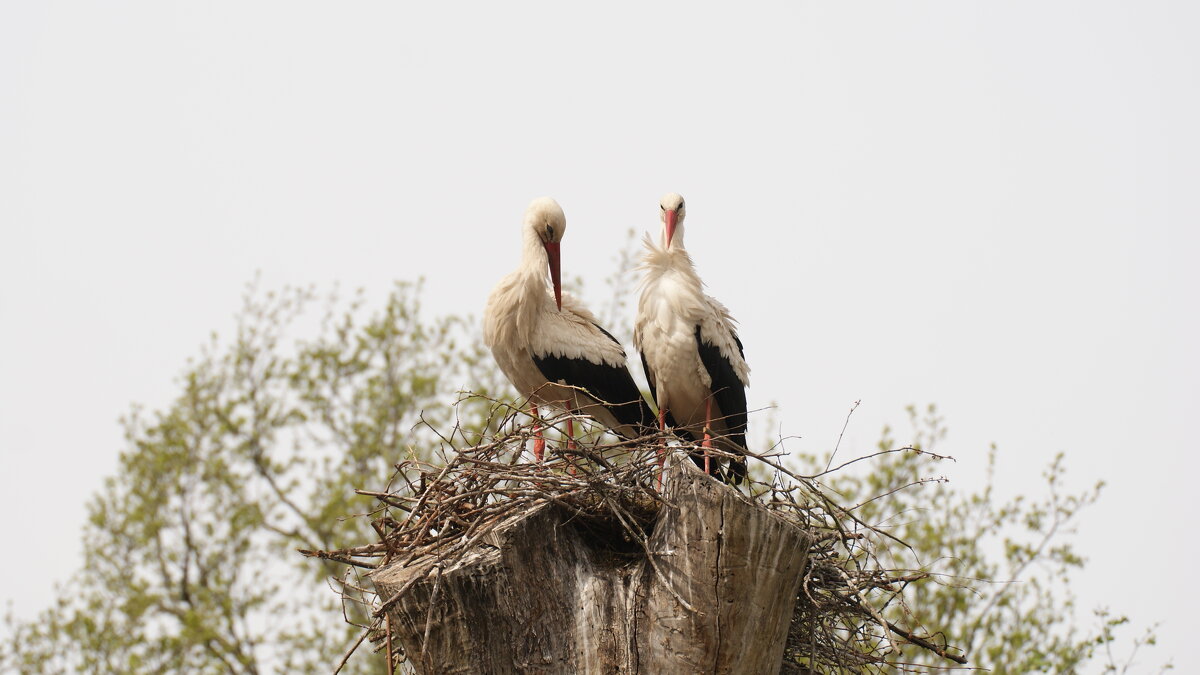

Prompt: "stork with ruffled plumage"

[635,193,750,484]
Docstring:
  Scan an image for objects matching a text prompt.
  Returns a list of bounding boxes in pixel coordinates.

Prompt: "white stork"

[635,193,750,483]
[484,197,655,460]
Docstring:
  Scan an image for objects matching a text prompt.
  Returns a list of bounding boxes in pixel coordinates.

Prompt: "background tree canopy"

[1,280,1169,673]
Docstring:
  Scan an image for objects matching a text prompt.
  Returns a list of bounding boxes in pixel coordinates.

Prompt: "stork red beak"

[665,209,678,249]
[544,241,562,310]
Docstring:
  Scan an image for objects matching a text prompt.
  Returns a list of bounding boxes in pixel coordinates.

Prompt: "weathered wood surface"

[371,457,812,674]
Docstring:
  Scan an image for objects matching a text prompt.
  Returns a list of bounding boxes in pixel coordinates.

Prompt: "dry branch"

[303,406,967,673]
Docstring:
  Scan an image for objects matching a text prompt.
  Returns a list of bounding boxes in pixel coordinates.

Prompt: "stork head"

[524,197,566,310]
[659,192,686,249]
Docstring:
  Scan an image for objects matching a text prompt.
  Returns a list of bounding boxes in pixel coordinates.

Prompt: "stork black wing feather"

[640,351,657,406]
[531,353,654,438]
[694,325,748,483]
[591,323,623,349]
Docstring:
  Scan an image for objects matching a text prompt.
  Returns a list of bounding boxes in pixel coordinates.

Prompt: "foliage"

[790,403,1171,673]
[0,268,1169,673]
[2,282,503,674]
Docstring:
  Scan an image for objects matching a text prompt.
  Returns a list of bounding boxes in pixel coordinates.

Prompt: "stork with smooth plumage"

[635,193,750,484]
[484,197,655,460]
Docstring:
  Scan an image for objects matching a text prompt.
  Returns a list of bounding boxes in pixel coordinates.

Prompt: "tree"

[2,278,1167,673]
[784,403,1171,673]
[2,282,502,674]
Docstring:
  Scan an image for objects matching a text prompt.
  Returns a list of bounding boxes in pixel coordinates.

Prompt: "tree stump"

[371,457,812,674]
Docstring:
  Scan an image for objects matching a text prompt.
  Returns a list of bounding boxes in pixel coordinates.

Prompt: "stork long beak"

[665,209,678,249]
[544,241,562,310]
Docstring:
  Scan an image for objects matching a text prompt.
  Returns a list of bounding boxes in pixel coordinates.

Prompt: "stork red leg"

[565,413,577,475]
[656,406,667,490]
[531,403,545,462]
[703,397,713,475]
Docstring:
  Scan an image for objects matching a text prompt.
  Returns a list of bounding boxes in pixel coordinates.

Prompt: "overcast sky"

[2,2,1197,670]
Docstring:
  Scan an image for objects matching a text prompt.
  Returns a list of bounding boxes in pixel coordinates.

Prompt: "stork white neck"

[516,196,565,310]
[640,192,705,319]
[520,221,551,278]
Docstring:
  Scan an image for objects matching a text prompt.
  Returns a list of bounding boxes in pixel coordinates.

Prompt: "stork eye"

[660,204,665,211]
[544,224,554,239]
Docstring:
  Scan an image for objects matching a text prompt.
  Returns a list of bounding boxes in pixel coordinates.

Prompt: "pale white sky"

[2,2,1197,670]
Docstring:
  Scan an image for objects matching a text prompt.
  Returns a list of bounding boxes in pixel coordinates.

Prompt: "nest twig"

[303,398,967,673]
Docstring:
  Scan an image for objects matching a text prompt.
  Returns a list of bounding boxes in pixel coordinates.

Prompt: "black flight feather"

[694,325,749,484]
[532,348,654,438]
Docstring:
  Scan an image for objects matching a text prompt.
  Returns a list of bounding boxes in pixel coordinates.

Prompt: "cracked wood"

[372,457,812,674]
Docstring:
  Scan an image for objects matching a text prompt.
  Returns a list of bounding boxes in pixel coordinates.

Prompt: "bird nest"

[304,404,967,673]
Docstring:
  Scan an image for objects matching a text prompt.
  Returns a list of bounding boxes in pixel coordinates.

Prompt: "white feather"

[483,199,641,436]
[635,202,749,434]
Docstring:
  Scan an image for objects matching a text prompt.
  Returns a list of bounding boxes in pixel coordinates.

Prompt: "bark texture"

[372,458,812,674]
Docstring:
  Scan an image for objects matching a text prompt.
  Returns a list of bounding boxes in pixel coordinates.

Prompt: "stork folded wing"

[531,351,654,436]
[694,324,749,482]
